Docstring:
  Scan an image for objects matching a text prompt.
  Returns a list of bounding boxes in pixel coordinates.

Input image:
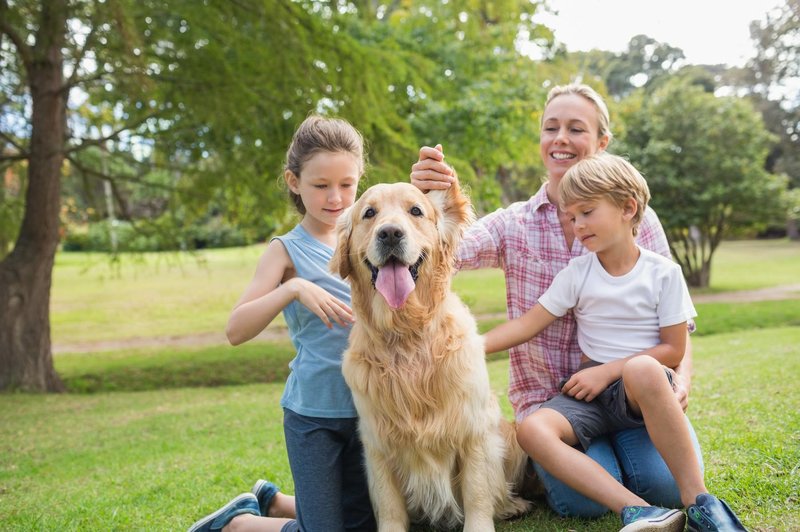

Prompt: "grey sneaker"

[620,505,686,532]
[687,493,747,531]
[187,492,259,532]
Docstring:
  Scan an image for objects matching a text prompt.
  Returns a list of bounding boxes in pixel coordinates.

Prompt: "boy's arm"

[483,304,558,354]
[562,322,687,402]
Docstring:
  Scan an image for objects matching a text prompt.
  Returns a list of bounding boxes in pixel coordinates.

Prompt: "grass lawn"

[3,238,796,529]
[50,239,800,346]
[1,327,798,530]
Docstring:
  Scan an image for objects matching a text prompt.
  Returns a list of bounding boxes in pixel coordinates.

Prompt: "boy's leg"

[283,409,345,532]
[530,435,621,517]
[623,356,706,507]
[611,421,703,508]
[517,408,648,514]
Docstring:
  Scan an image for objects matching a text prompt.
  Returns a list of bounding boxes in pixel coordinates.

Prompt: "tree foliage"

[0,0,556,391]
[617,80,785,287]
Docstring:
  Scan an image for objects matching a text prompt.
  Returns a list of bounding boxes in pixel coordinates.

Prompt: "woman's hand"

[667,367,690,412]
[410,144,456,191]
[562,365,616,402]
[290,278,354,328]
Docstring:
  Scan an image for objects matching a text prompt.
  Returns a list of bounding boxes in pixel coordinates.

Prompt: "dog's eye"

[409,206,423,217]
[363,207,376,219]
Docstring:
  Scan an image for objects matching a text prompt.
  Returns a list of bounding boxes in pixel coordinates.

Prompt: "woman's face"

[539,93,610,183]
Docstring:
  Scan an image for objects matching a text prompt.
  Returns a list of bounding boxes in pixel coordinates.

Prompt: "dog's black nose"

[377,224,404,248]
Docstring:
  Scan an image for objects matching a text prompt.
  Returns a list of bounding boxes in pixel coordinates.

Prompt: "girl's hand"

[561,365,615,402]
[410,144,456,191]
[291,278,354,328]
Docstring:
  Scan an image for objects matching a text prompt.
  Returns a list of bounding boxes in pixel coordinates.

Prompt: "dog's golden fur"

[332,182,531,531]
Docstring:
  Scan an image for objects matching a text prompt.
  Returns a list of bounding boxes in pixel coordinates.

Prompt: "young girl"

[410,83,703,519]
[189,116,376,532]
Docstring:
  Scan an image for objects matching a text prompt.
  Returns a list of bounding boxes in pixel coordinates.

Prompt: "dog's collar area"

[365,255,425,286]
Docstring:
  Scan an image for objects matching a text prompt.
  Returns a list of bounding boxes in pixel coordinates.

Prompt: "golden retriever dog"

[332,181,532,531]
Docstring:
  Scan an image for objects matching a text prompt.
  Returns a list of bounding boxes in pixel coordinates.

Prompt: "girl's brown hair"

[285,115,365,214]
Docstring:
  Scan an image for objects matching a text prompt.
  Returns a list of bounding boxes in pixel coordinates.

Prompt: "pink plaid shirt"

[457,183,671,422]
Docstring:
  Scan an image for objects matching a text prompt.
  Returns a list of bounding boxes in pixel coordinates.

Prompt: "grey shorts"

[541,367,673,451]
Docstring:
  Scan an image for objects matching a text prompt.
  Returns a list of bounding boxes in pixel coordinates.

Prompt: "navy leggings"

[281,408,376,532]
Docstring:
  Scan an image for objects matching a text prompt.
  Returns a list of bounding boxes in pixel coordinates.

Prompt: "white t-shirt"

[538,247,697,364]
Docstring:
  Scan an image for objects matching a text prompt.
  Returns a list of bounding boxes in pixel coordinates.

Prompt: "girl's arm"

[226,240,353,345]
[484,304,558,354]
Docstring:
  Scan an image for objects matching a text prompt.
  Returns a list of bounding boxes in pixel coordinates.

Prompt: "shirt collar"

[530,181,555,212]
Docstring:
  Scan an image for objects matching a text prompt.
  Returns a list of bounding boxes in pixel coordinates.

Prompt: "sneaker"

[687,493,748,531]
[187,492,260,532]
[620,505,686,532]
[251,479,280,516]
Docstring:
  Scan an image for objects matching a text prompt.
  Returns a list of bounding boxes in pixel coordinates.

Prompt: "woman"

[410,83,703,518]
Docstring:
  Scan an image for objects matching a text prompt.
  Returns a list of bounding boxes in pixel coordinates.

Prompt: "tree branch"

[0,131,29,158]
[64,112,159,155]
[0,0,34,74]
[63,22,98,91]
[65,153,177,192]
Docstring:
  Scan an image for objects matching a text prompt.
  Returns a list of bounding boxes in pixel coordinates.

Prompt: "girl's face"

[540,94,610,184]
[286,151,360,233]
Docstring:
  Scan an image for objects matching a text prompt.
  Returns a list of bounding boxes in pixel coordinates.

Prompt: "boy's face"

[564,196,636,253]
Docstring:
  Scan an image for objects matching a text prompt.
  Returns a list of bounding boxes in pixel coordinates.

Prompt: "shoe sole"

[187,493,254,532]
[620,509,687,532]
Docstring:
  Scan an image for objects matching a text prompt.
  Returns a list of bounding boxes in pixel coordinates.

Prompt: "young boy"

[484,154,747,532]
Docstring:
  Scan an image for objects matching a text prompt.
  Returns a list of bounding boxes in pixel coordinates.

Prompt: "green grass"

[11,239,797,529]
[2,327,798,530]
[699,239,800,293]
[50,239,800,346]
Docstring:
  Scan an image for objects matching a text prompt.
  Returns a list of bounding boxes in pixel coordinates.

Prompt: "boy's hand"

[561,365,615,402]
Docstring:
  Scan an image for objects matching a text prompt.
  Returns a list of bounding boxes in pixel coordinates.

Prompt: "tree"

[0,0,560,391]
[616,80,785,287]
[0,0,422,391]
[746,0,800,238]
[570,34,686,99]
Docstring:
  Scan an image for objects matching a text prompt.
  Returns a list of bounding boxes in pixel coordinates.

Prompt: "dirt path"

[53,283,800,355]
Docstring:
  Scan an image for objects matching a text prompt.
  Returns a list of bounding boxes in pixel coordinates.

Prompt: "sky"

[533,0,785,67]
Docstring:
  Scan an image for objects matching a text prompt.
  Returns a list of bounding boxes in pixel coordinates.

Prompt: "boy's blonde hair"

[544,83,613,143]
[559,154,650,236]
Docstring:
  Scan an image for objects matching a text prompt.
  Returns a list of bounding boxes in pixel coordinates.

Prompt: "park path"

[53,283,800,355]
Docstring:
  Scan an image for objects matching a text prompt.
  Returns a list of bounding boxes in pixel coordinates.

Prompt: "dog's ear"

[429,175,475,246]
[331,205,354,280]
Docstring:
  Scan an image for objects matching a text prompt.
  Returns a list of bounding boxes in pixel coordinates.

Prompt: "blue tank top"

[274,224,357,418]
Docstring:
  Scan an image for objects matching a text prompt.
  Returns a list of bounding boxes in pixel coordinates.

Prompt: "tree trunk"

[0,1,67,392]
[787,218,799,241]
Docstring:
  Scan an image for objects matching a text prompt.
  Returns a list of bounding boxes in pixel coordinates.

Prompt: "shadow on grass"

[55,300,800,394]
[57,341,296,393]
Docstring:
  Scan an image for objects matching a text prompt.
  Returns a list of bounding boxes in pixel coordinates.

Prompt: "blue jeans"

[533,418,704,518]
[282,409,376,532]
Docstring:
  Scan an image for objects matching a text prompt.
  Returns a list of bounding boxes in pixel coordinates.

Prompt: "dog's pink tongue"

[375,261,415,309]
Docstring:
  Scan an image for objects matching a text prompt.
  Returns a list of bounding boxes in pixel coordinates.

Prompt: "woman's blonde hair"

[284,115,365,214]
[559,154,650,236]
[543,83,613,143]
